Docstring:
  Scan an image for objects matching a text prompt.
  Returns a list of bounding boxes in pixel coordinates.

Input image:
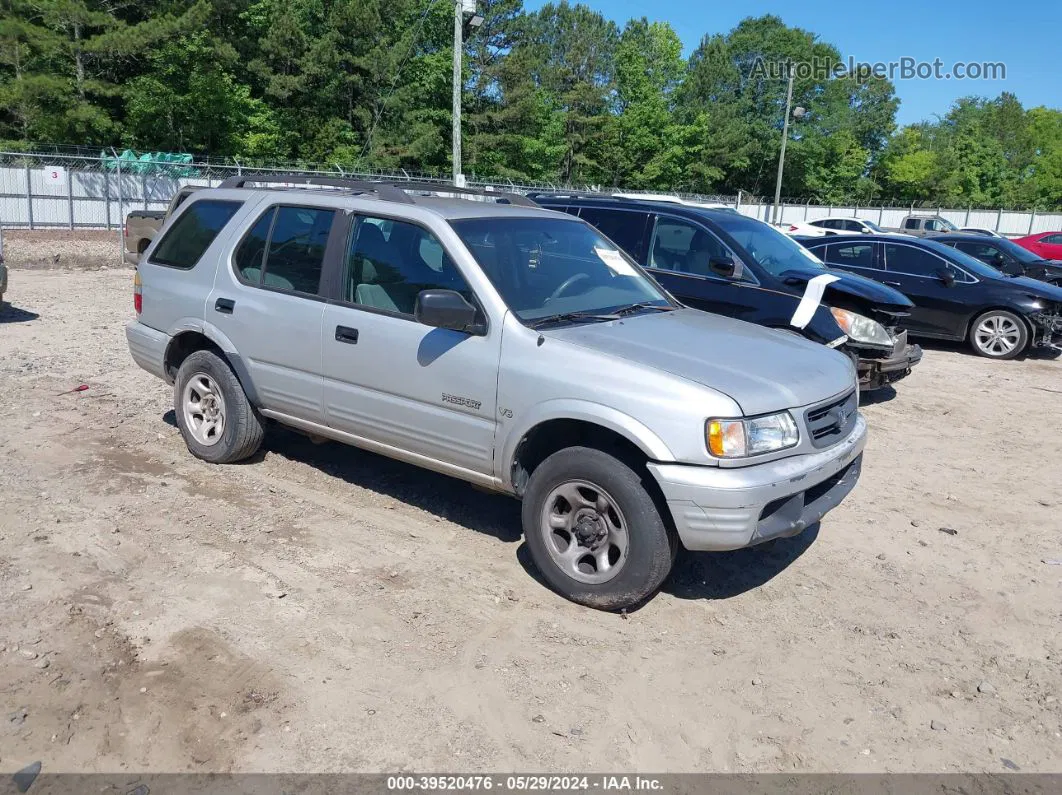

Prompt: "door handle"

[214,298,235,314]
[335,325,359,344]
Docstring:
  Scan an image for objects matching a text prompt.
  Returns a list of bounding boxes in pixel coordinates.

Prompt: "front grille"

[805,390,858,449]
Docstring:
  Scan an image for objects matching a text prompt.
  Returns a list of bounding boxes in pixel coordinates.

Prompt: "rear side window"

[150,200,242,269]
[885,243,943,275]
[954,241,999,263]
[904,218,919,229]
[826,242,875,268]
[577,208,650,260]
[234,210,274,281]
[234,205,335,295]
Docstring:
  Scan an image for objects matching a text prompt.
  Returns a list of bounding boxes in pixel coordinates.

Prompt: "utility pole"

[452,0,464,187]
[772,64,795,225]
[452,1,483,187]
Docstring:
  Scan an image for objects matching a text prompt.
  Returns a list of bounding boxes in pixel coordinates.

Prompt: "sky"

[525,0,1062,125]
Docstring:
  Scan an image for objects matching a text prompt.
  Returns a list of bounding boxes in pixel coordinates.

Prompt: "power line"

[359,0,444,166]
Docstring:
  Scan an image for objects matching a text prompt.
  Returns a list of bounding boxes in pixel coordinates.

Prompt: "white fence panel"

[998,211,1033,236]
[1031,213,1062,234]
[965,210,999,230]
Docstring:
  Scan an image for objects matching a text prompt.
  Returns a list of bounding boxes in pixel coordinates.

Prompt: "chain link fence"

[0,149,745,232]
[1,148,1058,237]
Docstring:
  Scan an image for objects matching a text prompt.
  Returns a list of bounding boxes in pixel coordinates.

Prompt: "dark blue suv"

[531,194,922,391]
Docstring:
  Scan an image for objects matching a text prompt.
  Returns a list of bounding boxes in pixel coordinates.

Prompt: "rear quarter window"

[150,200,243,270]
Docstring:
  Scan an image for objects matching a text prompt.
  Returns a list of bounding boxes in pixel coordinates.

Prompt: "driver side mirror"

[936,268,956,287]
[708,256,742,280]
[415,289,480,333]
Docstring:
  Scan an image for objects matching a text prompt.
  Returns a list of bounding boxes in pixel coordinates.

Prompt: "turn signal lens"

[133,270,142,314]
[707,419,746,457]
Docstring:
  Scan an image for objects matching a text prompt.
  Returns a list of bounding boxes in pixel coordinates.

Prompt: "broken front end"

[830,306,923,392]
[1031,307,1062,348]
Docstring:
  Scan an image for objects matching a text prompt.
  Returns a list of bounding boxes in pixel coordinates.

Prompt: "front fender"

[498,398,677,487]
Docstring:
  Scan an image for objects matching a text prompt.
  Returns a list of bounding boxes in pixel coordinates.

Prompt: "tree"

[510,1,618,183]
[676,15,898,198]
[605,17,683,188]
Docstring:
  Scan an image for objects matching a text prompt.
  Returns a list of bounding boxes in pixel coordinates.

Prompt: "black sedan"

[930,233,1062,285]
[799,235,1062,360]
[531,194,922,391]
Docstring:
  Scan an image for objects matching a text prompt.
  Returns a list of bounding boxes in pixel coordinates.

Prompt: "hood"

[1026,261,1062,281]
[543,308,855,416]
[779,266,914,312]
[1003,275,1062,303]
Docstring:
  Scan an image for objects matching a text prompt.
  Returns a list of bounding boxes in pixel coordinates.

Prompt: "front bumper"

[1032,313,1062,347]
[854,331,922,391]
[648,415,867,552]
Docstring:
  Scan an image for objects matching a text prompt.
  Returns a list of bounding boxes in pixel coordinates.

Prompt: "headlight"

[706,412,799,458]
[830,307,893,347]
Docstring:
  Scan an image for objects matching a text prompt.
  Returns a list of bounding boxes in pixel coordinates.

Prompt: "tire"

[174,350,264,464]
[968,310,1029,360]
[521,446,675,610]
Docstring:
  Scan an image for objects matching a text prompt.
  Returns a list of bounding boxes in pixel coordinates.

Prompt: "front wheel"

[969,310,1028,360]
[521,446,675,610]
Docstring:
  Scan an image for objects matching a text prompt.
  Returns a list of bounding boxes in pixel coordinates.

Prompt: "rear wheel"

[522,446,675,610]
[174,350,264,463]
[969,310,1028,360]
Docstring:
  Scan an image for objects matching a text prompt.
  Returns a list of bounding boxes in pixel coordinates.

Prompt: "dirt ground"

[1,237,1060,775]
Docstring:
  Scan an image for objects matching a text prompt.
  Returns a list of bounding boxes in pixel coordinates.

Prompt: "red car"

[1013,231,1062,260]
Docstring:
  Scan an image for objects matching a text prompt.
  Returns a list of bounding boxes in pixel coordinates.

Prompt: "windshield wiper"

[529,311,620,329]
[613,302,676,317]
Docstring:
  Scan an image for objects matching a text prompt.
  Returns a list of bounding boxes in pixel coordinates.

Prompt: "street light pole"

[452,0,464,186]
[772,64,795,225]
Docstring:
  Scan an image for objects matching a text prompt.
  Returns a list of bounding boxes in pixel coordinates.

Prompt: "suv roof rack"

[527,190,734,210]
[217,174,540,208]
[218,174,415,203]
[375,181,541,208]
[525,190,619,202]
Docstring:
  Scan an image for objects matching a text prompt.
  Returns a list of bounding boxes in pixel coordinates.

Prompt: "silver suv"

[126,177,867,609]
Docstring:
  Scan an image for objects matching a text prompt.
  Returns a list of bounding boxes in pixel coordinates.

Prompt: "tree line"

[1,0,1059,208]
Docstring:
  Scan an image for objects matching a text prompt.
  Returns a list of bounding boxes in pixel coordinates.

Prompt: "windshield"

[922,240,1004,280]
[449,217,671,322]
[710,213,827,276]
[863,220,886,233]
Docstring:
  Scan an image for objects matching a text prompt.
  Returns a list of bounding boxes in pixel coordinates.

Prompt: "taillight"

[133,270,142,314]
[788,225,799,231]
